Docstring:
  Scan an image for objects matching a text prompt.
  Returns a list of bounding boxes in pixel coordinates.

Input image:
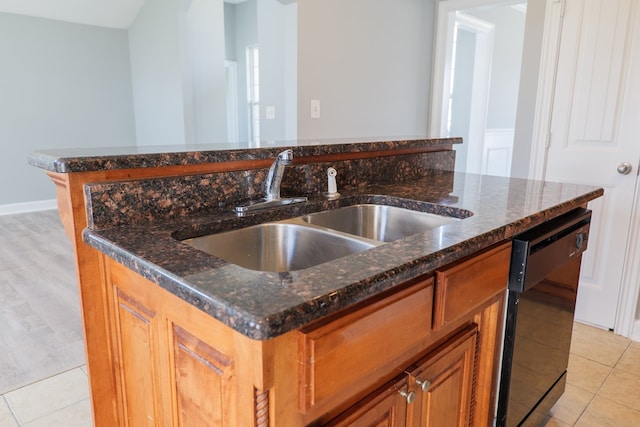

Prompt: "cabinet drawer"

[433,242,510,329]
[298,278,434,415]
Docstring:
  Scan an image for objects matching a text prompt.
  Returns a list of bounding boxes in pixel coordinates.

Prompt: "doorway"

[431,0,528,177]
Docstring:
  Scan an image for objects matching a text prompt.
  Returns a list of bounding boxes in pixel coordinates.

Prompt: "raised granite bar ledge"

[27,136,461,173]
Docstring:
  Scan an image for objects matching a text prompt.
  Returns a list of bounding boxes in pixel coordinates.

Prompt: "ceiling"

[0,0,297,29]
[0,0,145,29]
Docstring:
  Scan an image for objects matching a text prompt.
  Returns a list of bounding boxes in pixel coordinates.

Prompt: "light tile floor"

[0,323,637,426]
[547,322,640,426]
[0,367,91,426]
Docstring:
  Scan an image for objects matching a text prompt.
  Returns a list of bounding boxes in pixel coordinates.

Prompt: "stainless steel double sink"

[182,204,465,272]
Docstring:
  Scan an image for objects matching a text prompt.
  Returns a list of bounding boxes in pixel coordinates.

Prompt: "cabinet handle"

[399,389,416,404]
[416,379,431,392]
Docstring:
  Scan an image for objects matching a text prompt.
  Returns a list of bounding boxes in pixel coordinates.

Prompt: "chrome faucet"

[265,149,293,201]
[234,149,307,214]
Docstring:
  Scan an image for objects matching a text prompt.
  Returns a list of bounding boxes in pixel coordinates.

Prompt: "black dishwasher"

[497,208,592,427]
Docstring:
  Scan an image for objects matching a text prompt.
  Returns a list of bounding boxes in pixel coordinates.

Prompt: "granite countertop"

[83,170,603,340]
[28,136,459,173]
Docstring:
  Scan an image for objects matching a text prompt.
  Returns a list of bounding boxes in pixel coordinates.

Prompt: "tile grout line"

[2,394,21,426]
[1,364,87,396]
[571,340,634,425]
[2,366,90,426]
[571,371,610,426]
[14,397,93,427]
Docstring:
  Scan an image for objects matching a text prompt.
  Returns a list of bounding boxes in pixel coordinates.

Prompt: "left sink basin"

[182,223,377,272]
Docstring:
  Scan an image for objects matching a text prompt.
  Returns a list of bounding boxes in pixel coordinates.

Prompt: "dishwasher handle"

[509,208,592,293]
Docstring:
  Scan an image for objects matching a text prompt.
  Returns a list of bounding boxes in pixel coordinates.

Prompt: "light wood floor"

[0,210,85,395]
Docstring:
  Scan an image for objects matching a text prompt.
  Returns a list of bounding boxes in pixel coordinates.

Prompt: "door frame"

[430,0,527,137]
[532,0,640,338]
[430,1,495,145]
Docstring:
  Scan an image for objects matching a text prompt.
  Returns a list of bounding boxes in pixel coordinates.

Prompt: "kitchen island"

[30,139,602,426]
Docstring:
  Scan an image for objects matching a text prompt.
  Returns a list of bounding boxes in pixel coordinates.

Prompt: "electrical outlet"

[266,106,275,120]
[310,99,320,119]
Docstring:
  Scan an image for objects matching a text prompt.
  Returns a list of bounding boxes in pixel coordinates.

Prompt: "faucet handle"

[277,149,293,164]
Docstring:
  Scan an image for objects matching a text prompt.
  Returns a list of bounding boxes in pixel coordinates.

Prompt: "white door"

[544,0,640,329]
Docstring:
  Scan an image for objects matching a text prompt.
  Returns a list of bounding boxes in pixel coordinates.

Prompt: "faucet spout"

[234,148,307,214]
[265,149,293,201]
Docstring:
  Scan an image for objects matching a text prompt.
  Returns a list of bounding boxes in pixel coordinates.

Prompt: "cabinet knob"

[399,389,416,404]
[416,378,431,392]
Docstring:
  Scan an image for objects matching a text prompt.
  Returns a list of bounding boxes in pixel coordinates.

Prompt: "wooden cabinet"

[101,242,509,426]
[434,243,511,330]
[107,261,241,426]
[298,278,434,417]
[326,376,410,427]
[318,243,508,427]
[408,326,477,427]
[326,325,477,427]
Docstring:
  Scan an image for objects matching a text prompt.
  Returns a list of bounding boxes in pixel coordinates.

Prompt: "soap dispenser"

[325,167,340,199]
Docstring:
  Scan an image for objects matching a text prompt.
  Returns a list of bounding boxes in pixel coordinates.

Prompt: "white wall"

[0,12,136,207]
[297,0,435,139]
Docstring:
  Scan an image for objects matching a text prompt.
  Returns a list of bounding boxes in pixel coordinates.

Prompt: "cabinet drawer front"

[434,242,510,329]
[298,278,434,415]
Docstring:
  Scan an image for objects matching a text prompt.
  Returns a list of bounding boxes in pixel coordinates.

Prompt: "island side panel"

[47,171,119,426]
[46,162,279,426]
[104,256,308,427]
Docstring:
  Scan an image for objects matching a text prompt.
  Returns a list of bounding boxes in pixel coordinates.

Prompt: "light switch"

[310,99,320,119]
[266,106,276,120]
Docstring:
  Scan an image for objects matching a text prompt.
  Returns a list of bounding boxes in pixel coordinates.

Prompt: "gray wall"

[0,12,136,206]
[226,0,257,143]
[450,28,476,173]
[511,0,546,179]
[468,6,526,129]
[258,0,297,142]
[129,0,229,146]
[183,0,228,144]
[297,0,435,139]
[128,0,186,146]
[283,4,298,141]
[224,4,237,62]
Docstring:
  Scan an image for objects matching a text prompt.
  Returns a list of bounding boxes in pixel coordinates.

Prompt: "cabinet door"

[409,325,478,427]
[327,377,409,427]
[170,324,235,427]
[111,287,165,426]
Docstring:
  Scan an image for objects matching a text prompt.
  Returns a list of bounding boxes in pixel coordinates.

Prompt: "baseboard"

[632,320,640,343]
[0,199,57,216]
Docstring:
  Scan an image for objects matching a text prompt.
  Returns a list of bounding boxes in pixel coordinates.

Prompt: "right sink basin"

[303,203,460,242]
